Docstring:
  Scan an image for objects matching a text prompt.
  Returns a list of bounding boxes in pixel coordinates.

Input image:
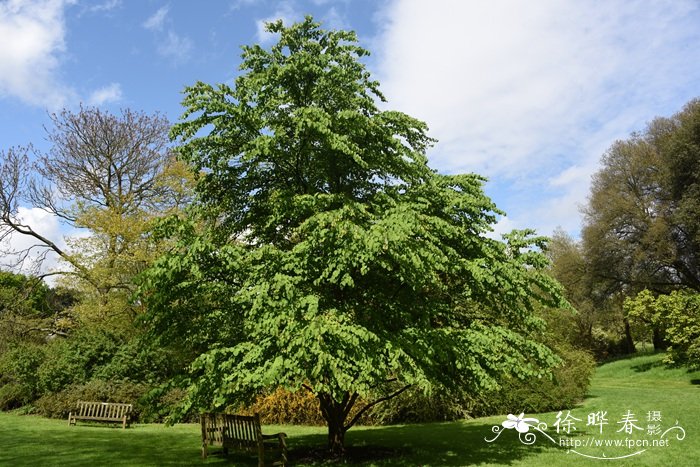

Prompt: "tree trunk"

[327,416,346,456]
[317,392,350,457]
[315,384,412,456]
[652,326,668,351]
[623,317,636,354]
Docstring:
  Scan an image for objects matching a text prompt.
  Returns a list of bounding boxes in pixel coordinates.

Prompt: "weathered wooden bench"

[68,401,133,429]
[200,413,287,466]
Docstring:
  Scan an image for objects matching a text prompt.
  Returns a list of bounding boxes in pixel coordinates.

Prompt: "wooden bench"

[200,413,287,466]
[68,401,133,429]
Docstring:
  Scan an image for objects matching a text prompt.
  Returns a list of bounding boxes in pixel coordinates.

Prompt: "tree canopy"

[583,99,700,295]
[139,17,567,454]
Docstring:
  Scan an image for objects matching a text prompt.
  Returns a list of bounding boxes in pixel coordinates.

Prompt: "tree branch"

[344,384,411,430]
[25,327,70,337]
[0,215,98,289]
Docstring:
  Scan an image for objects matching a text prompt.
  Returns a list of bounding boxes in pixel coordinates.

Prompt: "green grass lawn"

[0,352,697,466]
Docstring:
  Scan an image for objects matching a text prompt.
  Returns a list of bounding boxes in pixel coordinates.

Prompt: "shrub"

[470,344,595,416]
[589,326,630,361]
[664,294,700,369]
[94,339,176,383]
[0,343,46,409]
[238,386,470,426]
[34,379,150,420]
[367,388,471,425]
[138,385,197,423]
[239,387,326,425]
[0,384,30,411]
[626,290,700,370]
[36,329,122,394]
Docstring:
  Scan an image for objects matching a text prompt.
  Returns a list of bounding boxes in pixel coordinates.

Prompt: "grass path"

[0,353,697,466]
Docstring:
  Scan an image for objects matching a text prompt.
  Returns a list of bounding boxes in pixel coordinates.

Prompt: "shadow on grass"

[283,420,556,466]
[691,379,700,386]
[631,359,665,372]
[597,349,656,365]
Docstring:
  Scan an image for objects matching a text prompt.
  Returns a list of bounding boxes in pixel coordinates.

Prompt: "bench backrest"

[201,413,262,449]
[77,401,133,419]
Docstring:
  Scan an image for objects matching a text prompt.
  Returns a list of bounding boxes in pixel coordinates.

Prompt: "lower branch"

[0,218,97,289]
[344,384,412,430]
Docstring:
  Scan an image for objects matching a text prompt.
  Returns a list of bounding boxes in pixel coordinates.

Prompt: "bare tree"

[0,106,187,292]
[34,107,171,219]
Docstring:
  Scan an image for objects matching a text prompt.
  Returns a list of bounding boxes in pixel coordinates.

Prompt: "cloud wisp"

[143,4,193,64]
[375,0,700,235]
[143,4,168,31]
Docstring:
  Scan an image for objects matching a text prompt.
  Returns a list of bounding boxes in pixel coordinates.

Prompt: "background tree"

[140,17,567,455]
[547,230,597,347]
[625,289,700,369]
[580,98,700,351]
[0,271,51,352]
[548,230,635,357]
[0,107,192,328]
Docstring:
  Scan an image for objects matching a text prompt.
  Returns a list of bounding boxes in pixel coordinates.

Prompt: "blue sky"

[2,0,700,272]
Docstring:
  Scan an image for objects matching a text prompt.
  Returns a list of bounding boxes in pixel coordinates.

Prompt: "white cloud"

[0,0,76,108]
[376,0,700,235]
[230,0,259,11]
[321,6,347,31]
[489,215,519,240]
[87,82,122,106]
[309,0,350,6]
[255,2,300,44]
[143,5,168,31]
[85,0,121,14]
[0,206,92,284]
[157,30,193,63]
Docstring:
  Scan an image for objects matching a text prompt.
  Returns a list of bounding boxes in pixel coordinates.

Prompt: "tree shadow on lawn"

[631,360,665,372]
[198,420,560,466]
[281,420,559,466]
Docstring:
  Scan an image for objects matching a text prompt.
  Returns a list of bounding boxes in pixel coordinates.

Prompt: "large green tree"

[140,18,566,455]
